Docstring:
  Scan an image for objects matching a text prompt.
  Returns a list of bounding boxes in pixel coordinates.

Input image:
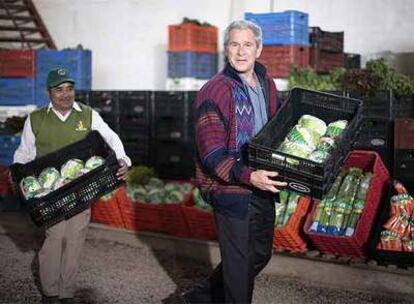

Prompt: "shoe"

[42,296,61,304]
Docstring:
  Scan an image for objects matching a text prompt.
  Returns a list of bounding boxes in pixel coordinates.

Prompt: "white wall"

[34,0,414,90]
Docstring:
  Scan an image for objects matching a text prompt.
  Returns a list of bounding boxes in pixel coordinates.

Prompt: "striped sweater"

[193,62,278,219]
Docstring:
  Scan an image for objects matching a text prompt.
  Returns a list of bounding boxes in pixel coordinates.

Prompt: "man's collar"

[47,101,82,113]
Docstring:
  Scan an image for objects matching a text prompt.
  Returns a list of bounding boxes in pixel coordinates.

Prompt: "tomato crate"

[182,206,217,240]
[10,131,124,228]
[303,150,390,258]
[258,45,309,78]
[273,196,311,253]
[248,88,362,199]
[168,51,218,79]
[168,22,218,53]
[309,47,344,73]
[91,189,125,229]
[309,27,344,53]
[245,11,309,46]
[394,119,414,150]
[0,50,36,77]
[369,185,414,267]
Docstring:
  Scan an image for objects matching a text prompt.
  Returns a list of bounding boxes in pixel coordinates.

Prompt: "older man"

[184,20,287,303]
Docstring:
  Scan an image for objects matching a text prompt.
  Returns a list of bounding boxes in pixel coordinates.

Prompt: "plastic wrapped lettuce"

[146,177,164,190]
[85,155,105,171]
[298,115,327,137]
[164,182,181,193]
[38,167,60,189]
[20,176,42,199]
[147,188,165,204]
[325,120,348,139]
[317,136,336,153]
[193,188,212,211]
[52,177,71,191]
[61,159,84,180]
[180,182,193,194]
[165,190,184,204]
[278,140,313,160]
[308,150,329,163]
[127,185,147,202]
[286,125,319,149]
[34,188,52,198]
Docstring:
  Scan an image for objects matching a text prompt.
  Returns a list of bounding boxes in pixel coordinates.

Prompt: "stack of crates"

[87,90,119,134]
[0,50,37,165]
[393,93,414,188]
[167,21,218,90]
[118,91,152,165]
[309,27,345,73]
[245,10,310,78]
[350,91,394,172]
[150,91,195,179]
[36,49,92,106]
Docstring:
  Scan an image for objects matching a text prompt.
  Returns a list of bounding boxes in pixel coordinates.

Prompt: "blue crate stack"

[36,49,92,106]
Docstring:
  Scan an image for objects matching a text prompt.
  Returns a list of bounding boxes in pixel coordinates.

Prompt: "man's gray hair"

[223,20,263,47]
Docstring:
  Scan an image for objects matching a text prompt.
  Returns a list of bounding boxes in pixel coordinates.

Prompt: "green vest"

[31,103,92,158]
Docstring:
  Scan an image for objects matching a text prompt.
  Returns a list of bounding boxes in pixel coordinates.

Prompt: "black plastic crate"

[309,27,344,53]
[393,93,414,119]
[88,91,119,115]
[369,185,414,267]
[10,131,124,228]
[75,90,89,104]
[347,91,392,120]
[354,118,393,148]
[118,91,151,120]
[394,149,414,179]
[248,88,362,198]
[152,118,193,142]
[152,91,189,118]
[344,53,361,69]
[122,138,150,165]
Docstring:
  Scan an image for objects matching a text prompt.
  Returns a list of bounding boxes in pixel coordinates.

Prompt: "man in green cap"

[14,67,130,304]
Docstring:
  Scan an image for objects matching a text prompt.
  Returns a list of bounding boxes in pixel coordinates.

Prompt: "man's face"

[48,82,75,113]
[225,28,262,76]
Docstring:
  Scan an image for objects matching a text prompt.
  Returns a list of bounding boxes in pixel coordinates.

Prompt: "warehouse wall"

[34,0,414,90]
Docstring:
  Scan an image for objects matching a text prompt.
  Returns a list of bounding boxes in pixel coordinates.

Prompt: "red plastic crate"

[168,23,218,53]
[258,45,309,78]
[182,206,217,240]
[117,186,191,237]
[309,46,344,73]
[0,50,36,77]
[395,119,414,149]
[273,196,311,252]
[304,150,390,258]
[91,189,125,229]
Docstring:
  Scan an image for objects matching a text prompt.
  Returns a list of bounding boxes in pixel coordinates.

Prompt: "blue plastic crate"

[168,51,217,79]
[36,49,92,105]
[0,78,36,105]
[0,135,21,150]
[245,11,309,46]
[0,155,14,166]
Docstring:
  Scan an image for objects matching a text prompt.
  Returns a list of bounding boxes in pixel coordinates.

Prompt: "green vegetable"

[282,192,300,227]
[275,190,289,227]
[20,176,42,199]
[298,115,327,137]
[60,159,84,180]
[38,167,60,189]
[127,166,157,187]
[85,155,105,170]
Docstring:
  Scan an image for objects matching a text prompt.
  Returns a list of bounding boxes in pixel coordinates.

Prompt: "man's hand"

[250,170,287,193]
[116,159,128,181]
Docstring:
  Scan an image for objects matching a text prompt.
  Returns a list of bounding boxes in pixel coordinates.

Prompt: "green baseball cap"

[47,68,75,88]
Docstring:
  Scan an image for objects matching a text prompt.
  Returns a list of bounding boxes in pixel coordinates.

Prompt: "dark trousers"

[184,191,275,304]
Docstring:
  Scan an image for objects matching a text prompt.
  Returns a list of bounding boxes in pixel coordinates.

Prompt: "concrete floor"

[1,211,414,304]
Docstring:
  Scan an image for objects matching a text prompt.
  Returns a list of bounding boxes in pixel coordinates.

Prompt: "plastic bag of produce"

[308,150,329,163]
[165,190,184,204]
[20,176,42,199]
[61,159,84,180]
[298,115,327,137]
[85,155,105,171]
[127,185,147,202]
[278,140,313,162]
[38,167,60,189]
[325,120,348,139]
[275,190,289,227]
[147,188,165,204]
[286,125,319,149]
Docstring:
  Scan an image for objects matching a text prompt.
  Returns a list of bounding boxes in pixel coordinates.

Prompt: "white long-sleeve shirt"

[14,102,131,166]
